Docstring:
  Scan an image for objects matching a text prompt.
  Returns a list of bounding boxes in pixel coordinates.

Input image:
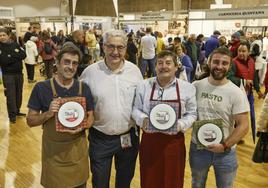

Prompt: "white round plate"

[58,101,85,128]
[149,104,176,130]
[197,123,223,147]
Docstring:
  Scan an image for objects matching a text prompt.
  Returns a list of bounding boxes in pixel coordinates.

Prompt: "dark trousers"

[88,127,139,188]
[2,74,24,120]
[44,59,54,79]
[190,60,197,82]
[25,64,35,80]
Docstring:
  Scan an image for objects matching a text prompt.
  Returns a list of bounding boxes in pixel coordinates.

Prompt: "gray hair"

[103,30,127,46]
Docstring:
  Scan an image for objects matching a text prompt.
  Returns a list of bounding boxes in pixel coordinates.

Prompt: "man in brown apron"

[132,50,197,188]
[26,42,94,188]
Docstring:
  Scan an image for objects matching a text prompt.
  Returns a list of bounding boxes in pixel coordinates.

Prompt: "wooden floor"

[0,65,268,188]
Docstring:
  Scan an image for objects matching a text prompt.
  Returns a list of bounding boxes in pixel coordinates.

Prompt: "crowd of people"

[0,25,268,188]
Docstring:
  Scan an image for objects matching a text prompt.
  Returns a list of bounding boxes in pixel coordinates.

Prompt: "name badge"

[120,133,132,149]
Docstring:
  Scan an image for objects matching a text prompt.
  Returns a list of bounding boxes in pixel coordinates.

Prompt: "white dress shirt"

[141,34,157,59]
[80,60,143,135]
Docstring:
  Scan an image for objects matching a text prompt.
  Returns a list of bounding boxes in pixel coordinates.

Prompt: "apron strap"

[78,81,83,96]
[150,80,182,118]
[150,82,156,100]
[50,78,58,97]
[176,82,182,118]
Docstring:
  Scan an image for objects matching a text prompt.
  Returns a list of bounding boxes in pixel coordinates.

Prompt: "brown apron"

[41,79,89,188]
[140,81,186,188]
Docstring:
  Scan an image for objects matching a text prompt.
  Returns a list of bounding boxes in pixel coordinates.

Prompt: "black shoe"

[28,79,37,83]
[10,118,16,124]
[17,112,26,117]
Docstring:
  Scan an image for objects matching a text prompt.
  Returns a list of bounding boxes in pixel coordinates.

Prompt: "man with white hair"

[80,29,143,188]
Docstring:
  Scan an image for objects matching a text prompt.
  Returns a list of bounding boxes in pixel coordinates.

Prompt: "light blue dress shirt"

[132,77,197,133]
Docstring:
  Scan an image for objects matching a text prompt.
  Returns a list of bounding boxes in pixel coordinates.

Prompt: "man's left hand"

[206,143,224,153]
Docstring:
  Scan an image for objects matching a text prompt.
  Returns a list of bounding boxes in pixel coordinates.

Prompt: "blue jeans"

[140,56,156,78]
[189,142,238,188]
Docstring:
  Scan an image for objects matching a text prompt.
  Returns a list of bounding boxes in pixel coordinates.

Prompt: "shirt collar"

[154,77,177,89]
[101,59,126,73]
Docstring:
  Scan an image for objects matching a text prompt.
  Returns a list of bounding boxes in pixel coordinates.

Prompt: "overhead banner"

[206,7,268,19]
[45,17,66,22]
[135,12,172,21]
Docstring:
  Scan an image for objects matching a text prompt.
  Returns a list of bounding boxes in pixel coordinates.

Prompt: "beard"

[210,68,227,80]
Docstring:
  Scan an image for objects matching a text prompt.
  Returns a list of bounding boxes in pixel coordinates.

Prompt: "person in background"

[190,47,249,188]
[174,44,193,82]
[85,28,98,62]
[80,29,143,188]
[126,34,138,64]
[132,50,197,188]
[25,36,38,83]
[56,30,66,49]
[39,31,57,79]
[184,34,200,82]
[68,30,91,77]
[51,31,59,46]
[196,34,205,66]
[219,36,228,48]
[229,32,241,58]
[156,32,165,54]
[228,41,263,144]
[204,30,221,58]
[26,42,94,188]
[0,27,26,123]
[165,37,174,51]
[23,26,37,43]
[140,27,157,78]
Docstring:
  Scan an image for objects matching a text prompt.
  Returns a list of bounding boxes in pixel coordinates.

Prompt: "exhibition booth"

[119,11,188,37]
[188,6,268,39]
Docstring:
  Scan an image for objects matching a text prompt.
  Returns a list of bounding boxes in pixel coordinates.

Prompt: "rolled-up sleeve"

[177,84,197,133]
[132,82,149,127]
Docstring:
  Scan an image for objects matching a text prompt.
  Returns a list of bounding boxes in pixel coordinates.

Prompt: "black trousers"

[25,64,35,80]
[88,127,139,188]
[2,74,24,120]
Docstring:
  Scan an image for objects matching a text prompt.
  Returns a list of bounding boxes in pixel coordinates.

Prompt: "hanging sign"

[206,7,268,19]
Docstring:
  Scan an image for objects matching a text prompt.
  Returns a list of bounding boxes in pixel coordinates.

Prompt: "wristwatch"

[222,142,231,152]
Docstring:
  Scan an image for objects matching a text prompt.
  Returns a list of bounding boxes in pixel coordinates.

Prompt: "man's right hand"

[142,117,149,133]
[47,98,60,118]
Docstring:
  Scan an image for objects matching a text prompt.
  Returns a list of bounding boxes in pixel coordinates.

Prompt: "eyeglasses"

[105,44,126,52]
[62,59,79,66]
[157,88,164,100]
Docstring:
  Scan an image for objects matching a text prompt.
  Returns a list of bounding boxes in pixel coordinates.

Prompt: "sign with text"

[135,12,172,21]
[206,7,268,19]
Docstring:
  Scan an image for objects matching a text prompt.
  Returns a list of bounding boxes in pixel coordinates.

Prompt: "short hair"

[175,44,186,54]
[157,50,178,66]
[238,41,250,51]
[72,30,84,40]
[213,30,221,35]
[0,27,10,35]
[174,37,181,43]
[145,27,152,33]
[56,42,82,63]
[209,47,232,62]
[103,29,127,46]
